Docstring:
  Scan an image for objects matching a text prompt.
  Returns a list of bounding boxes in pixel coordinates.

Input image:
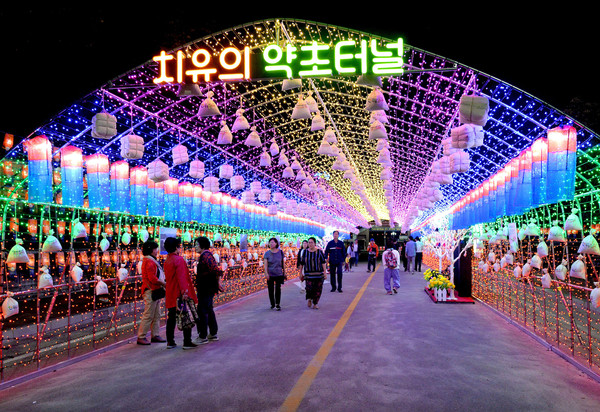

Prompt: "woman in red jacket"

[164,237,198,350]
[137,240,166,345]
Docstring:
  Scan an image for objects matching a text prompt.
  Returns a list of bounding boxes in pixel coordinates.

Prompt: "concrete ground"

[1,263,600,411]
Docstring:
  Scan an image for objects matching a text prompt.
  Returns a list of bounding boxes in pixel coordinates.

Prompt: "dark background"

[1,4,598,138]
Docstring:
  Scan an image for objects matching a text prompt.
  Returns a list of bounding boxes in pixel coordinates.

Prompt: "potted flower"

[427,274,455,302]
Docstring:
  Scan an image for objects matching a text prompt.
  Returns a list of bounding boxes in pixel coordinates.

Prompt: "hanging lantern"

[258,188,271,202]
[250,180,262,194]
[269,139,280,156]
[291,94,311,119]
[91,112,118,139]
[85,154,110,209]
[230,175,245,191]
[232,108,250,132]
[60,145,84,207]
[172,144,189,166]
[229,196,240,228]
[130,166,148,215]
[260,151,272,167]
[221,193,232,226]
[458,95,489,126]
[219,164,234,180]
[531,137,548,207]
[210,192,222,225]
[204,176,220,193]
[244,127,262,147]
[148,158,170,183]
[365,87,389,111]
[282,78,302,91]
[547,125,577,203]
[311,112,325,131]
[110,161,130,212]
[217,121,233,145]
[147,179,165,217]
[23,135,53,203]
[516,148,533,211]
[120,134,145,159]
[189,159,205,179]
[178,181,193,221]
[192,184,204,222]
[197,91,221,117]
[305,92,318,113]
[3,133,14,150]
[369,120,387,140]
[201,190,213,223]
[164,178,179,221]
[317,139,333,155]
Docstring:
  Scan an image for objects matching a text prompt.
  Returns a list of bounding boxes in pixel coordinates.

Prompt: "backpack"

[384,250,397,268]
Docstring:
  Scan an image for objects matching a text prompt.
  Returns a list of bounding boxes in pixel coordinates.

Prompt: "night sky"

[1,4,598,137]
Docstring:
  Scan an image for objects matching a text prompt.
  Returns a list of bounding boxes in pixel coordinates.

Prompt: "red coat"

[164,253,197,309]
[141,257,163,295]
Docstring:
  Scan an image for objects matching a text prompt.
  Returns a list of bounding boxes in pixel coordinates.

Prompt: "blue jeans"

[329,262,343,291]
[384,268,400,292]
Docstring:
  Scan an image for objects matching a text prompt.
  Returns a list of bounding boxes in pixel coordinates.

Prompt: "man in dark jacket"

[324,230,347,293]
[194,236,223,345]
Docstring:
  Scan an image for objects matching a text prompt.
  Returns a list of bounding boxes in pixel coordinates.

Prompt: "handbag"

[151,287,166,301]
[176,298,196,331]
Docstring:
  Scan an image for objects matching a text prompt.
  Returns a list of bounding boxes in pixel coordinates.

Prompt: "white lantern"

[365,87,389,111]
[230,175,245,191]
[217,121,233,145]
[269,139,280,156]
[291,95,311,119]
[232,108,250,131]
[260,151,272,167]
[204,176,220,193]
[311,113,325,131]
[198,91,220,117]
[258,188,271,202]
[188,159,205,179]
[250,180,262,194]
[172,144,189,166]
[91,112,117,139]
[245,127,262,147]
[458,95,489,126]
[148,159,169,183]
[219,164,234,179]
[120,134,144,159]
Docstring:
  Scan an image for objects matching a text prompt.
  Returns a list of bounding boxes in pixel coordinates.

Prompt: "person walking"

[405,236,417,274]
[324,230,346,292]
[300,237,327,309]
[194,236,223,345]
[164,237,198,350]
[400,241,407,271]
[346,242,354,272]
[297,240,308,292]
[264,237,286,310]
[137,240,166,345]
[366,238,379,273]
[415,237,424,273]
[352,239,359,269]
[381,243,401,295]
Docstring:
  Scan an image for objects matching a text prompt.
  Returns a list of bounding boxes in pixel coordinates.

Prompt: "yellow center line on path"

[279,264,380,412]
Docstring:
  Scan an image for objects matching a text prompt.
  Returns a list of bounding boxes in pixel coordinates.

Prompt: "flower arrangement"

[423,268,439,281]
[427,274,455,290]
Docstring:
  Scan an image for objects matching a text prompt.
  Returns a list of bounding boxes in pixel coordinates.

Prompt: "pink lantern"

[61,145,84,206]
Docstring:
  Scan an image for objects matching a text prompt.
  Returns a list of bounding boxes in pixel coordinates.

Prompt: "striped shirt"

[301,249,326,278]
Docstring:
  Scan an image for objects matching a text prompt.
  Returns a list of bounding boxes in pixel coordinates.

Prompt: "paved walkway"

[1,263,600,411]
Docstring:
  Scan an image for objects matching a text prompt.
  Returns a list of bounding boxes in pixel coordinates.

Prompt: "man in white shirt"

[415,237,424,273]
[381,243,401,295]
